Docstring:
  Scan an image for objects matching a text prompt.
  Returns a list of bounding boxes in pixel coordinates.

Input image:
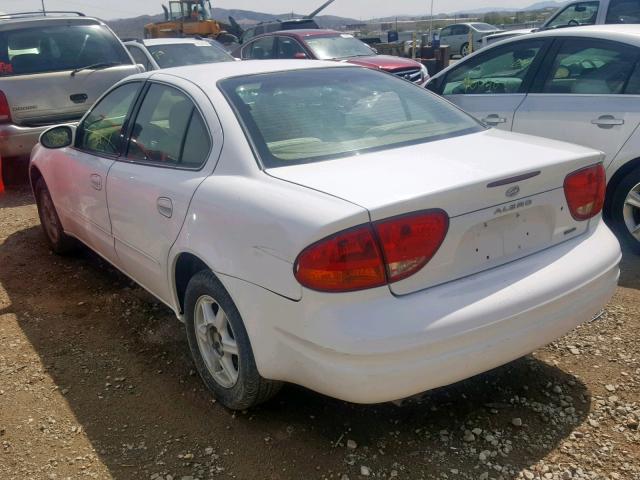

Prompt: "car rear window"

[147,41,234,68]
[219,67,482,167]
[0,24,131,76]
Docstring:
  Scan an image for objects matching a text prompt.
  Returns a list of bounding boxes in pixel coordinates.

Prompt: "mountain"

[452,1,565,15]
[107,8,359,39]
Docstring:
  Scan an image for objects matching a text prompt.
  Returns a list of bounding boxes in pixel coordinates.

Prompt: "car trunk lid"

[267,129,604,295]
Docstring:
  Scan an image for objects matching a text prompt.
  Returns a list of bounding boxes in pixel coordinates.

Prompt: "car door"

[126,44,155,71]
[513,37,640,167]
[433,38,550,130]
[240,36,276,60]
[56,81,142,263]
[106,76,222,304]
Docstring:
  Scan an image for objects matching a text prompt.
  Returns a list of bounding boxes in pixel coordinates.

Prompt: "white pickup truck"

[483,0,639,46]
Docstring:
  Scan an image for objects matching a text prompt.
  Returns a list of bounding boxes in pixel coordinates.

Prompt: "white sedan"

[428,25,640,253]
[30,60,620,409]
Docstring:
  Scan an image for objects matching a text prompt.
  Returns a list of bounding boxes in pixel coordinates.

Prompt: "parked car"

[438,22,503,57]
[0,11,141,164]
[427,25,640,251]
[30,60,620,409]
[124,38,235,71]
[233,29,430,86]
[483,0,640,47]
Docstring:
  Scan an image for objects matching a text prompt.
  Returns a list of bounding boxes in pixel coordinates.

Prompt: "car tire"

[460,42,470,56]
[184,270,282,410]
[34,178,77,255]
[607,167,640,253]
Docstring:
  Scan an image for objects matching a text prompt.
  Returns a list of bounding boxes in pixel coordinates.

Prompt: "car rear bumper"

[222,220,620,404]
[0,123,49,158]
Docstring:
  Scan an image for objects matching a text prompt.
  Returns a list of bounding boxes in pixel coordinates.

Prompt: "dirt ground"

[0,185,638,480]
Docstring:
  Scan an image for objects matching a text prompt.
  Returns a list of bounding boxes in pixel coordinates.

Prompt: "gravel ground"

[0,186,638,480]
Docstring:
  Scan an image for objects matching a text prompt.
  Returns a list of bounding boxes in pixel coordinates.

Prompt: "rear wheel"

[35,178,77,254]
[184,270,282,409]
[608,167,640,253]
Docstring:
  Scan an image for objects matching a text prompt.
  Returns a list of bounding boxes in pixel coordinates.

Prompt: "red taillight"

[294,225,387,292]
[564,164,606,221]
[294,210,449,292]
[374,209,449,283]
[0,91,10,124]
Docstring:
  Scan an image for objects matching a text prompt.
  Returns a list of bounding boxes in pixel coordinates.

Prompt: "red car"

[233,29,429,86]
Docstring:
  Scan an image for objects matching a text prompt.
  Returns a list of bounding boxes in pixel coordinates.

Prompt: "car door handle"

[90,174,102,191]
[481,114,507,125]
[591,115,624,128]
[157,197,173,218]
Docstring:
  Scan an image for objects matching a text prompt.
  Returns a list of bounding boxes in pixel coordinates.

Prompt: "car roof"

[271,29,341,38]
[511,24,640,46]
[138,38,216,47]
[129,59,351,83]
[0,13,103,30]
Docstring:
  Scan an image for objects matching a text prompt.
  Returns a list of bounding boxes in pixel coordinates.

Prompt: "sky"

[4,0,543,20]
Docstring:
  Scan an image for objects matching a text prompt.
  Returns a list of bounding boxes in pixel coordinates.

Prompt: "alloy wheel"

[193,295,239,388]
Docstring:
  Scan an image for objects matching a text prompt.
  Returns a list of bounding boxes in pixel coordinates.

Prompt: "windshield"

[219,68,482,167]
[471,23,500,31]
[305,34,374,60]
[147,41,234,68]
[544,1,600,29]
[0,24,131,76]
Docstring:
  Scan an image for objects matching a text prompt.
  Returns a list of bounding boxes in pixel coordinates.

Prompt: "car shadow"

[0,199,596,479]
[0,184,34,208]
[617,245,640,290]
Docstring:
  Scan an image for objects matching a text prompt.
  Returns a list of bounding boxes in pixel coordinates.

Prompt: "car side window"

[126,83,210,167]
[243,37,275,60]
[276,37,306,59]
[127,45,152,71]
[440,27,451,37]
[540,39,639,95]
[545,1,600,29]
[75,82,140,156]
[606,0,640,23]
[441,40,545,95]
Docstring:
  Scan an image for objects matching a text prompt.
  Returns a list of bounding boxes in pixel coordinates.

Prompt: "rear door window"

[0,24,131,76]
[606,0,640,23]
[243,36,275,60]
[539,39,639,94]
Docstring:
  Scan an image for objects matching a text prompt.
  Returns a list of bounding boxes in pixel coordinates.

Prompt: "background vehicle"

[427,25,640,251]
[234,30,429,85]
[232,0,336,43]
[438,22,503,57]
[0,11,140,183]
[483,0,640,47]
[125,38,235,70]
[144,0,238,45]
[30,61,619,409]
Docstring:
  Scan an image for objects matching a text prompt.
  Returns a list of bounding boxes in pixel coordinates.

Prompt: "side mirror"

[294,52,308,59]
[136,63,147,73]
[40,125,75,149]
[370,46,378,54]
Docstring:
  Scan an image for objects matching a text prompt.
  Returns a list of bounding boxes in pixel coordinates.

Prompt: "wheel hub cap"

[194,295,239,388]
[623,183,640,240]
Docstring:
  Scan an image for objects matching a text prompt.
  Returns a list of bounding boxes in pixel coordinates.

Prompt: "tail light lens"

[294,209,449,292]
[564,164,606,221]
[294,225,386,292]
[374,210,449,282]
[0,91,10,124]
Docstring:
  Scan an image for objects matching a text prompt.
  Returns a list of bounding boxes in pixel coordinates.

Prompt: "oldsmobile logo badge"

[505,185,520,198]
